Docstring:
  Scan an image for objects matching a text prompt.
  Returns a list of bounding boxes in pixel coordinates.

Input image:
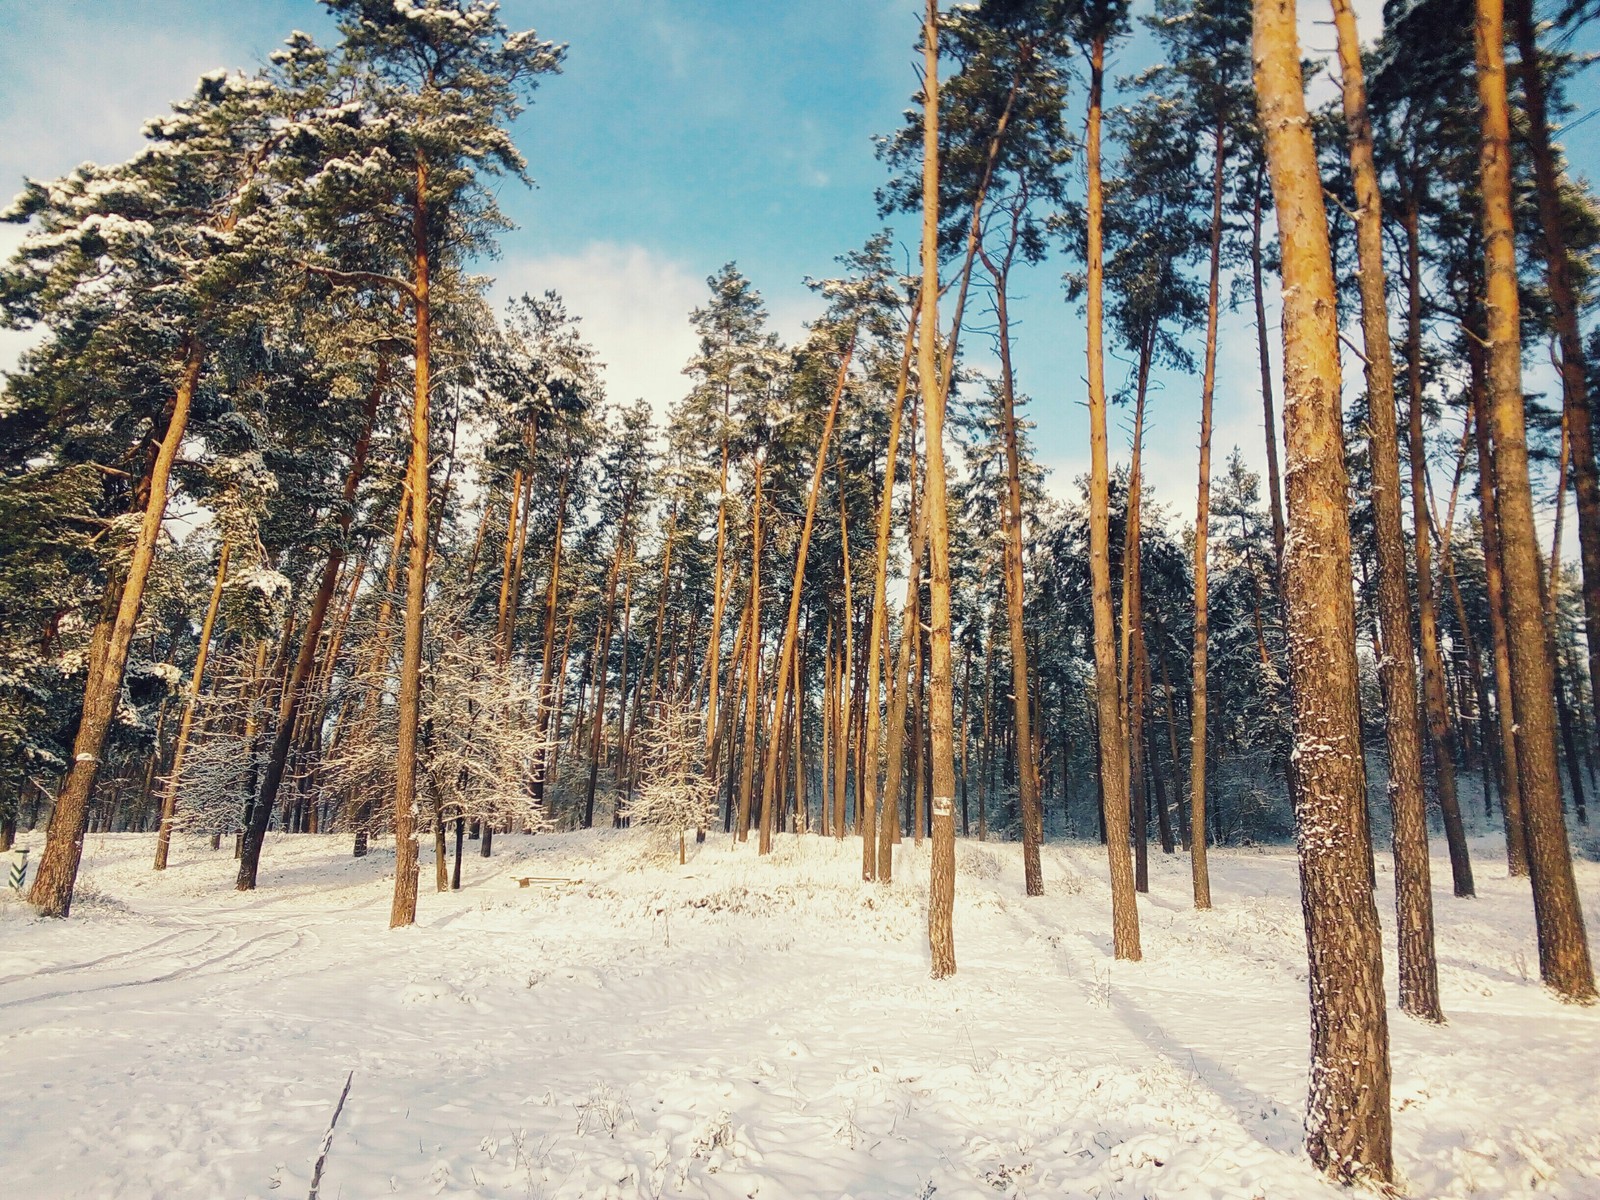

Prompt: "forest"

[0,0,1597,1195]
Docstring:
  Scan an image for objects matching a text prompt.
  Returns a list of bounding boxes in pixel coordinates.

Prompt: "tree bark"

[992,257,1044,896]
[1122,326,1154,893]
[1251,167,1288,573]
[239,366,383,891]
[1405,231,1476,896]
[881,410,926,882]
[1331,0,1445,1022]
[1475,0,1595,999]
[584,504,634,829]
[1471,351,1529,873]
[1255,0,1394,1178]
[1190,115,1225,913]
[1085,33,1141,959]
[919,0,958,978]
[530,478,568,807]
[861,310,918,879]
[351,495,409,857]
[735,459,765,842]
[154,539,230,871]
[834,475,855,841]
[32,339,203,918]
[756,330,852,854]
[1513,0,1600,748]
[390,162,431,930]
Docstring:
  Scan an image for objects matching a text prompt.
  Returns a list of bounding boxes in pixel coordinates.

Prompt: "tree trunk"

[1513,0,1600,747]
[834,475,855,841]
[912,620,926,846]
[1189,115,1225,913]
[585,507,634,829]
[992,262,1044,896]
[704,378,736,764]
[1146,642,1175,854]
[1331,0,1445,1023]
[154,539,230,871]
[1400,200,1476,899]
[755,340,857,857]
[1251,167,1288,574]
[495,470,523,666]
[1470,351,1530,873]
[735,459,765,842]
[1476,0,1595,999]
[390,165,431,930]
[822,623,835,836]
[881,411,926,881]
[1085,34,1141,960]
[1255,0,1394,1178]
[351,497,409,857]
[1122,325,1155,893]
[918,0,958,978]
[861,313,918,879]
[530,480,568,807]
[240,366,383,891]
[32,339,203,918]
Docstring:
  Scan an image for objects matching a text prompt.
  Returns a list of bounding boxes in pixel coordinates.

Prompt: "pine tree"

[1064,0,1140,960]
[1254,0,1393,1178]
[1330,0,1446,1020]
[6,48,331,917]
[1472,0,1595,1000]
[299,0,563,927]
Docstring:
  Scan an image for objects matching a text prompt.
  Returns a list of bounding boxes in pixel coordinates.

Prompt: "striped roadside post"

[8,847,27,891]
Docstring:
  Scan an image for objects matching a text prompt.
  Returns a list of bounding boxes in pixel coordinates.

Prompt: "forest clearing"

[4,0,1600,1192]
[3,826,1596,1199]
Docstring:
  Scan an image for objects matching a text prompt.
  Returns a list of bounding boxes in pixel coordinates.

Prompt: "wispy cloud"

[496,241,704,422]
[0,20,241,189]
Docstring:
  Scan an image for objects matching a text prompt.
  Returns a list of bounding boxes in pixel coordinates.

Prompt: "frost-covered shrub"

[623,699,716,863]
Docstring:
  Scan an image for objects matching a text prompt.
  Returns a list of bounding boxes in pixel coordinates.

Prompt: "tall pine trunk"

[239,368,382,891]
[154,539,230,871]
[32,340,203,918]
[1475,0,1594,999]
[1513,0,1600,747]
[1085,34,1141,960]
[735,459,765,842]
[1122,329,1153,893]
[390,163,431,931]
[1251,168,1288,572]
[917,0,959,978]
[992,259,1044,897]
[1331,0,1444,1022]
[530,480,568,807]
[861,312,917,880]
[1189,116,1225,913]
[757,337,853,854]
[1255,0,1393,1178]
[1469,355,1529,872]
[584,506,633,829]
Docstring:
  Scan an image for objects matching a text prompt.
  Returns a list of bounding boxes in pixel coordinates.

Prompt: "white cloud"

[0,23,239,189]
[496,241,704,421]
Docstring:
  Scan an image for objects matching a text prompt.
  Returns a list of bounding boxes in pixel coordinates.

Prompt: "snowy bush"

[415,632,555,837]
[622,699,716,863]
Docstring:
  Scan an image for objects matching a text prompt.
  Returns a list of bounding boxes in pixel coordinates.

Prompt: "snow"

[1,829,1596,1199]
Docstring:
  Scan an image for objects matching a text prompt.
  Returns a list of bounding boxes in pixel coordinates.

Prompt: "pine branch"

[300,263,417,302]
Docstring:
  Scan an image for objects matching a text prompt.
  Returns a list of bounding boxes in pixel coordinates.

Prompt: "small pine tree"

[624,700,716,864]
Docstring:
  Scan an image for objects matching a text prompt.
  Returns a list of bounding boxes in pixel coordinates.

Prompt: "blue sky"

[2,0,1596,531]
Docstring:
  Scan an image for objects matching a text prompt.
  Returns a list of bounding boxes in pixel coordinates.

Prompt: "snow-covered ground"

[1,828,1596,1199]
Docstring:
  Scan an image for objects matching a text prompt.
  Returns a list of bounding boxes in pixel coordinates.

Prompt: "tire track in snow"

[0,924,219,988]
[0,926,306,1011]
